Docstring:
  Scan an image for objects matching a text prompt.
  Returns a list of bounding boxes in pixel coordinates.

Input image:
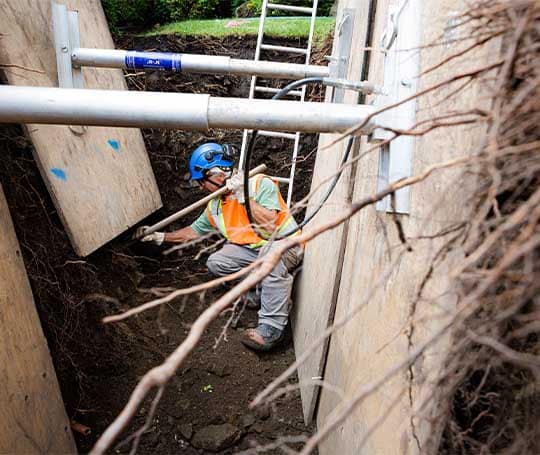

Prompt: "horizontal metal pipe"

[0,86,209,129]
[71,48,329,79]
[227,58,327,78]
[322,77,388,96]
[0,86,375,134]
[208,96,374,133]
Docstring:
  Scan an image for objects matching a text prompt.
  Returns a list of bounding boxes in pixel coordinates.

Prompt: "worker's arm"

[163,226,200,243]
[138,210,210,245]
[249,199,278,232]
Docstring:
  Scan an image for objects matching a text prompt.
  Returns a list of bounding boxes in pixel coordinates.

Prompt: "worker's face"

[198,172,226,192]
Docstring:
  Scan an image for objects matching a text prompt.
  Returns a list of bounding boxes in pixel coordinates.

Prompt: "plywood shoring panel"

[0,0,162,256]
[0,185,76,454]
[316,0,490,453]
[292,2,374,425]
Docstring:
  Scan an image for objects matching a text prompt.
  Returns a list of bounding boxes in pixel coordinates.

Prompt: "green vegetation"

[155,0,231,22]
[101,0,232,27]
[201,384,214,393]
[231,0,334,17]
[101,0,335,28]
[101,0,156,27]
[145,16,335,39]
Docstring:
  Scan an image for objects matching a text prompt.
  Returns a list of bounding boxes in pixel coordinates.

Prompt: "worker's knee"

[206,252,226,276]
[264,259,289,281]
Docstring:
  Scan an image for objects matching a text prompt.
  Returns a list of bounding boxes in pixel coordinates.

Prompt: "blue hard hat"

[189,142,235,180]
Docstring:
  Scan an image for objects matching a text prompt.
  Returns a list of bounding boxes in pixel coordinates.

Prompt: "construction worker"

[138,142,303,351]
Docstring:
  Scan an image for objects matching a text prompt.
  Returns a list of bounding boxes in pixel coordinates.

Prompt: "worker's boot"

[241,324,284,351]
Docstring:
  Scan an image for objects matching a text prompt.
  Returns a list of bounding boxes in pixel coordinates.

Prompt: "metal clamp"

[337,13,351,36]
[380,0,411,52]
[323,77,388,96]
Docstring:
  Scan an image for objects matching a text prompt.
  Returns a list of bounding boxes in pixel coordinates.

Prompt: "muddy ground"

[0,35,330,453]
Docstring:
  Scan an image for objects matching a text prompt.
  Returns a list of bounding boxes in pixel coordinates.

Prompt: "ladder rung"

[266,3,314,14]
[258,130,297,140]
[255,86,303,97]
[260,44,308,55]
[271,176,291,184]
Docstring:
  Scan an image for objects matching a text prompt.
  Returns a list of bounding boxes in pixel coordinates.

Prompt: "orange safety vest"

[205,174,299,248]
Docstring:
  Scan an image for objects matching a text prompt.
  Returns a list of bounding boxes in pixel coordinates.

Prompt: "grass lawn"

[145,16,334,40]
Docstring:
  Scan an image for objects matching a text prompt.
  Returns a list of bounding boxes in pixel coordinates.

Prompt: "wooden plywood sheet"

[292,133,353,425]
[0,0,162,256]
[0,185,76,454]
[316,0,493,453]
[292,2,374,425]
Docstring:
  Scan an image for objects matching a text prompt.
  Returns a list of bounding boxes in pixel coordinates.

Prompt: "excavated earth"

[0,34,329,453]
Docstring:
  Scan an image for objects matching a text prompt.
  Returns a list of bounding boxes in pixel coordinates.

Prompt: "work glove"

[141,232,165,245]
[225,170,246,204]
[134,226,165,245]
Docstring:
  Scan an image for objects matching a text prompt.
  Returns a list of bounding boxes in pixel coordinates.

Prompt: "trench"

[0,34,330,453]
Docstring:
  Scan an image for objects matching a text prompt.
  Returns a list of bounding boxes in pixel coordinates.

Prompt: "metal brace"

[331,8,355,103]
[52,2,83,89]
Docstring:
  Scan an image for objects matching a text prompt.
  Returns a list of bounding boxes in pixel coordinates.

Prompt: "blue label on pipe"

[125,51,182,72]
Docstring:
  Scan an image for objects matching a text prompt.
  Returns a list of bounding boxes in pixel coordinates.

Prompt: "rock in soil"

[191,423,241,452]
[240,413,256,429]
[179,422,193,440]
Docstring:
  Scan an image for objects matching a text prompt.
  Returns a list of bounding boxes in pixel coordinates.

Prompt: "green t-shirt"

[190,176,283,236]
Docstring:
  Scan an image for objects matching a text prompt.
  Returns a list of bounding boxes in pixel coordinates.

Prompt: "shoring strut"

[70,49,386,95]
[0,85,376,134]
[72,48,330,80]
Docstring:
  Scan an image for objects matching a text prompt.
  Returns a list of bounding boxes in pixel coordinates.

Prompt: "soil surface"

[0,35,330,453]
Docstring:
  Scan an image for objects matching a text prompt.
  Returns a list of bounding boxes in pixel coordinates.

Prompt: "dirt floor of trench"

[0,35,331,453]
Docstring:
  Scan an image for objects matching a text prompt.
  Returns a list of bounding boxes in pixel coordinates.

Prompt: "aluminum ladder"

[239,0,320,207]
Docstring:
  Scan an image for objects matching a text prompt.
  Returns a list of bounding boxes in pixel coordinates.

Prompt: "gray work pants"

[206,241,303,330]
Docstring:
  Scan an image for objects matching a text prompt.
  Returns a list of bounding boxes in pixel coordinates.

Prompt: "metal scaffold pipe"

[71,48,330,79]
[0,86,375,134]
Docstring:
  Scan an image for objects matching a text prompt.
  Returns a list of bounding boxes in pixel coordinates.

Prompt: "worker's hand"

[226,170,245,203]
[134,226,150,239]
[141,232,165,246]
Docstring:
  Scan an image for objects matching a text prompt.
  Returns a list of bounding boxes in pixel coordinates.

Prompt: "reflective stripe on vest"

[205,174,299,248]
